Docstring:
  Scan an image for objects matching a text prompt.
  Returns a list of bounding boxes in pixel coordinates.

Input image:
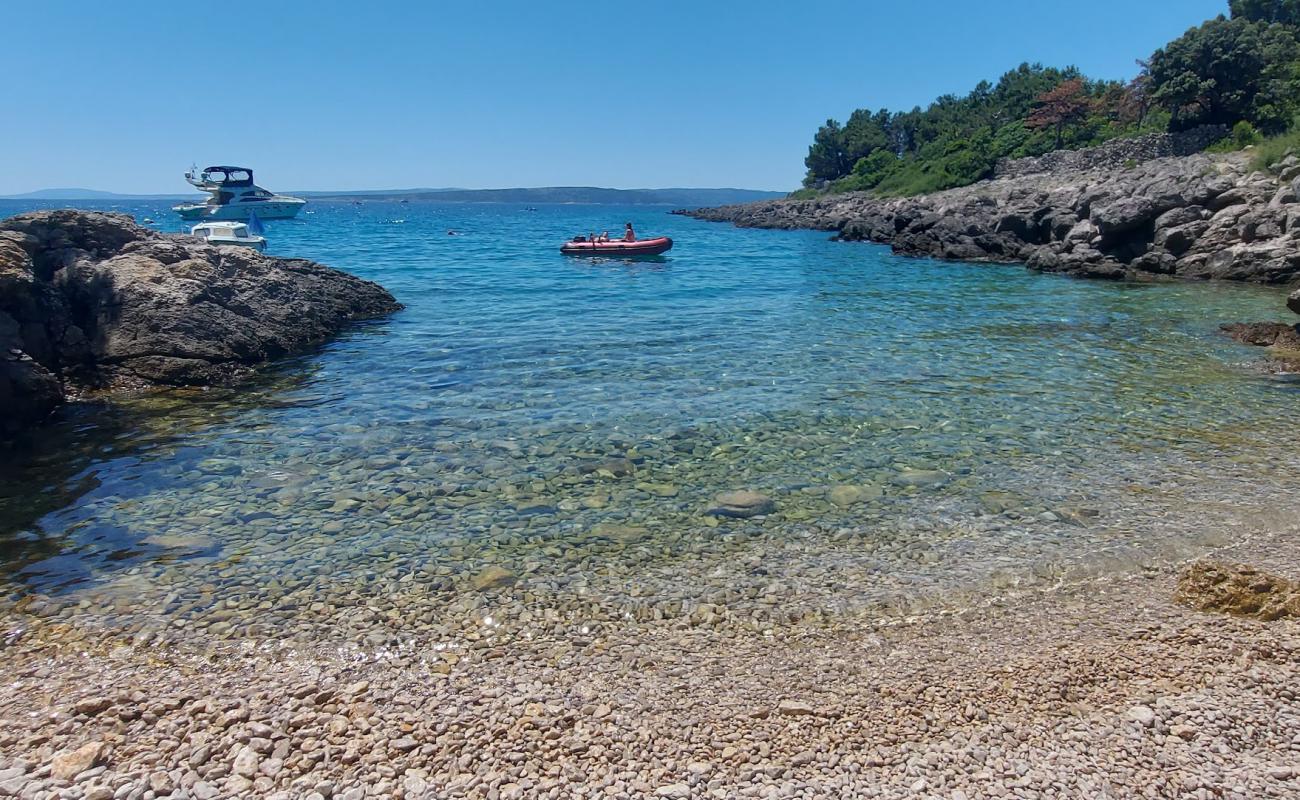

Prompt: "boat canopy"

[187,166,255,188]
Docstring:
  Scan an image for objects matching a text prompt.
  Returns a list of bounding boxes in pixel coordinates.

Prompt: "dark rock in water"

[1289,287,1300,316]
[1221,322,1300,372]
[0,210,402,439]
[708,490,775,519]
[1220,322,1300,349]
[1175,561,1300,620]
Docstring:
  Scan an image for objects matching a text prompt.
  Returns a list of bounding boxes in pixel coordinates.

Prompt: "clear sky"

[1,0,1228,194]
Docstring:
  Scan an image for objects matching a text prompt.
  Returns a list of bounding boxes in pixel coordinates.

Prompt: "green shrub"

[1248,124,1300,171]
[1233,120,1262,147]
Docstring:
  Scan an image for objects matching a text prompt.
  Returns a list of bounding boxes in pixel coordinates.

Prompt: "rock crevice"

[0,210,402,439]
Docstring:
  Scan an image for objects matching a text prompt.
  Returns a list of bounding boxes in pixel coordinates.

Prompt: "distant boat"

[173,166,306,221]
[190,221,267,252]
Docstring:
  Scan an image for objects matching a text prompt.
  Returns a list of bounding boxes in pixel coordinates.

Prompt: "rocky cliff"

[0,210,401,439]
[679,150,1300,287]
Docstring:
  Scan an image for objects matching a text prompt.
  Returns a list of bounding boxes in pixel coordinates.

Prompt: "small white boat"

[190,221,266,252]
[173,165,306,221]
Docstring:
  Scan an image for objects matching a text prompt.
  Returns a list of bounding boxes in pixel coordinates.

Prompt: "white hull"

[174,200,305,221]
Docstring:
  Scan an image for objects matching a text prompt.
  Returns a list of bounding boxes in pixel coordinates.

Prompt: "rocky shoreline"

[678,151,1300,296]
[0,210,401,440]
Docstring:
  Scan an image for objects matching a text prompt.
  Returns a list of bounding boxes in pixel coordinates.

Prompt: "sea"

[2,198,1299,644]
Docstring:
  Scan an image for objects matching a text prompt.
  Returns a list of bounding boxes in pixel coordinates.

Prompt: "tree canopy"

[1025,79,1094,149]
[797,1,1300,198]
[1148,15,1300,133]
[1231,0,1300,25]
[801,64,1146,195]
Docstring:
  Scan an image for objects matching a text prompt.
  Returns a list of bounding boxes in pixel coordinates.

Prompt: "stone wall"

[993,126,1228,179]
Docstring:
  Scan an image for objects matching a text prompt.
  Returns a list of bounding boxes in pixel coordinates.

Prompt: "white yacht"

[190,221,267,252]
[173,166,306,221]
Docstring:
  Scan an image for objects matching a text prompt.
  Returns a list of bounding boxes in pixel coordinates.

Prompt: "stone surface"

[470,566,516,591]
[0,210,401,440]
[49,741,106,780]
[708,490,775,518]
[1175,561,1300,620]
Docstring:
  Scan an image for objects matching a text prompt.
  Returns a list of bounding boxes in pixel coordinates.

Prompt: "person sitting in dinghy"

[623,222,636,242]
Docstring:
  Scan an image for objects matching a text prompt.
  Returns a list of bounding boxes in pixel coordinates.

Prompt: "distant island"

[0,186,785,206]
[303,187,787,205]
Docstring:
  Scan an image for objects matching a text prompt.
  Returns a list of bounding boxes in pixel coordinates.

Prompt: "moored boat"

[190,221,267,252]
[173,166,307,221]
[560,236,673,256]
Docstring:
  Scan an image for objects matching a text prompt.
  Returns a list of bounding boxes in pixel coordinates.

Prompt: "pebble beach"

[1,516,1298,799]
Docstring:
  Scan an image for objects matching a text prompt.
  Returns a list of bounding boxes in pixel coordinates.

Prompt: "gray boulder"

[0,210,401,439]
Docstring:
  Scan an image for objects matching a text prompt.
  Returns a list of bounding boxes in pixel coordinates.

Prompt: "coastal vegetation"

[799,0,1300,197]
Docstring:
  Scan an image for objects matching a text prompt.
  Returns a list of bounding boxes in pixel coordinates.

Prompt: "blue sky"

[1,0,1227,194]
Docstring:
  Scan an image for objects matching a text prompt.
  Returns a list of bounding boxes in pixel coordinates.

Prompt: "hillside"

[798,0,1300,197]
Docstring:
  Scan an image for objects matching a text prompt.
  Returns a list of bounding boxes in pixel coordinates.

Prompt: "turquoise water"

[2,199,1299,641]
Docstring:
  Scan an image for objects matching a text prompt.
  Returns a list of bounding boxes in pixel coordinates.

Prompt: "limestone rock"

[232,745,260,778]
[471,566,516,591]
[708,490,775,518]
[890,469,950,488]
[49,741,106,780]
[776,699,818,717]
[828,484,882,507]
[0,209,401,440]
[1174,561,1300,620]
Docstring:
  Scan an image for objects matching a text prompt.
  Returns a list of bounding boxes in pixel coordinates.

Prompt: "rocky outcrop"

[0,210,401,438]
[678,150,1300,286]
[1175,561,1300,620]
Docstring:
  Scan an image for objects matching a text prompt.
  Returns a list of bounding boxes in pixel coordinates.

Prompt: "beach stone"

[73,697,112,716]
[390,737,419,752]
[589,523,651,544]
[595,458,636,478]
[1171,724,1197,740]
[636,482,679,497]
[1174,561,1300,620]
[1128,705,1156,727]
[708,490,775,518]
[655,784,691,798]
[232,745,259,778]
[890,470,950,488]
[49,742,106,780]
[148,771,174,793]
[471,566,516,591]
[192,782,220,800]
[828,484,881,507]
[777,700,816,717]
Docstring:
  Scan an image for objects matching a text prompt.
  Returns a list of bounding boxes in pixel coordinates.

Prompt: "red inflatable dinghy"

[560,236,673,256]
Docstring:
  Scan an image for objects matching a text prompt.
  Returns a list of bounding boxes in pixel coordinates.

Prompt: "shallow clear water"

[3,198,1299,640]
